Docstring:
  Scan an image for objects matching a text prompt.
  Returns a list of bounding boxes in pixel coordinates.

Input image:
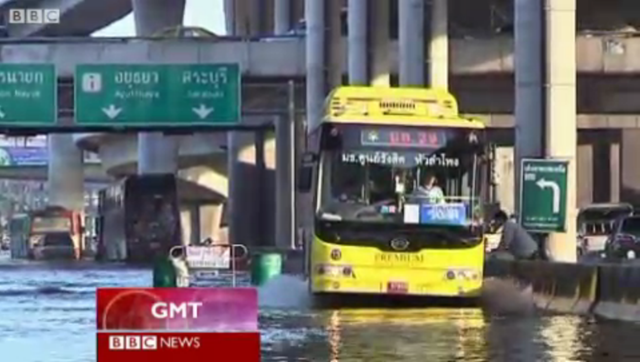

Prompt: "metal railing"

[169,243,249,287]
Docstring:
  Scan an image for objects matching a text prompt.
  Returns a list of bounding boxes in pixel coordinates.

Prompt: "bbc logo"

[8,9,60,24]
[109,335,157,350]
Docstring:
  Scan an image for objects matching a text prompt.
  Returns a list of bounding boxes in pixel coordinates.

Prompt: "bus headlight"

[316,264,353,277]
[445,268,480,281]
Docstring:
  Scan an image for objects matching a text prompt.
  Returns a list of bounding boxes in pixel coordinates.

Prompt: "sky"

[91,0,227,37]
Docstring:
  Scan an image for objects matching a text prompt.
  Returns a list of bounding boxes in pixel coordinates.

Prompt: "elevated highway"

[8,0,640,245]
[2,34,640,209]
[5,36,640,131]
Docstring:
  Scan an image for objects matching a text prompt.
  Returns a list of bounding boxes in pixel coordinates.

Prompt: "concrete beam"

[476,114,640,129]
[5,36,640,75]
[0,164,109,182]
[0,39,306,77]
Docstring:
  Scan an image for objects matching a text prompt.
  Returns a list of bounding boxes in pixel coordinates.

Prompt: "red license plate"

[387,281,408,294]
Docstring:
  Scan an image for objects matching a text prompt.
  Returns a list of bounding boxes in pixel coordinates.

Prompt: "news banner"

[96,288,260,361]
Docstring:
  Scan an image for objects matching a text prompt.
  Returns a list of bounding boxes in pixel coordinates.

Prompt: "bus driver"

[411,173,446,204]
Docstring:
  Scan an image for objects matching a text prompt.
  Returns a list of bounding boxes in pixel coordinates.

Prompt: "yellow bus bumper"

[311,267,482,298]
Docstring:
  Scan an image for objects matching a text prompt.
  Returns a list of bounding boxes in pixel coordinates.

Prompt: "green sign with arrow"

[74,64,240,127]
[519,158,569,233]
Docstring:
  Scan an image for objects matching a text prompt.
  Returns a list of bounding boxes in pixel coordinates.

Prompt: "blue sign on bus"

[420,203,468,226]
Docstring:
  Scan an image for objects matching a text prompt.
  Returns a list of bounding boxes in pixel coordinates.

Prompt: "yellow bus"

[298,86,489,298]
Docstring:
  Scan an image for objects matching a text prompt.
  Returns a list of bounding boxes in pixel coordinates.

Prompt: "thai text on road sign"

[519,158,569,233]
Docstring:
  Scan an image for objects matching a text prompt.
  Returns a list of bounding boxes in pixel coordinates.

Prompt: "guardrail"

[485,259,640,321]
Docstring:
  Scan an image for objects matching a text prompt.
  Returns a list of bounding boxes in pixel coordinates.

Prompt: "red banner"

[96,288,258,331]
[97,332,260,362]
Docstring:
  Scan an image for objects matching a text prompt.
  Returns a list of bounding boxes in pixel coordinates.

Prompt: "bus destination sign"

[360,128,447,148]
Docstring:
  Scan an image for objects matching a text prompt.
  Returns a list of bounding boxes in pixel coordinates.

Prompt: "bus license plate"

[387,281,408,294]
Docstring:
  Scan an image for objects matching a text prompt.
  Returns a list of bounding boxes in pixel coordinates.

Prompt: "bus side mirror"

[297,152,317,193]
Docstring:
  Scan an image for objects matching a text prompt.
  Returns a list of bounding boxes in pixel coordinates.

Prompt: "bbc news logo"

[109,335,157,350]
[108,335,201,350]
[8,9,60,24]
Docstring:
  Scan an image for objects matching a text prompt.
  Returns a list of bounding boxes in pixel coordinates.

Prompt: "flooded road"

[1,253,640,362]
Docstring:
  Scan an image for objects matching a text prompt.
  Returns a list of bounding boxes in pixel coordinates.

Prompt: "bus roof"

[318,86,485,131]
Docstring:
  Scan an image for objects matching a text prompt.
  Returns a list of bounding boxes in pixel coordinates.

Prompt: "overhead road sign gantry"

[74,63,241,129]
[519,158,569,233]
[0,64,56,127]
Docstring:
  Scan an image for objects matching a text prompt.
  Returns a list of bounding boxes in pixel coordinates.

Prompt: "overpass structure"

[6,0,640,258]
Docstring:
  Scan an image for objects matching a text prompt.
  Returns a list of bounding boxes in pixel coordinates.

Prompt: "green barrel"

[153,257,177,287]
[250,252,283,286]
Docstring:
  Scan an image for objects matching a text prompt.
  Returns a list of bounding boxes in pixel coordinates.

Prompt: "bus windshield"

[317,124,484,226]
[31,216,71,234]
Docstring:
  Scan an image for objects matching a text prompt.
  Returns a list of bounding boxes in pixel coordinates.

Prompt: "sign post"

[0,64,57,127]
[74,64,241,127]
[519,158,569,233]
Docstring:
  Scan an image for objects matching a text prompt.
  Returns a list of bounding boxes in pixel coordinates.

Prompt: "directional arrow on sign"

[192,104,213,119]
[102,104,122,119]
[0,108,5,119]
[536,178,561,214]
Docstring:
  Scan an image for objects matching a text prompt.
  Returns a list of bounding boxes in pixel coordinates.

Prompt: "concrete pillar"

[514,0,544,214]
[399,0,425,86]
[274,0,291,34]
[348,0,368,84]
[544,0,577,262]
[326,0,343,88]
[180,208,192,246]
[132,0,185,35]
[48,135,84,255]
[621,130,640,204]
[248,0,263,35]
[223,0,235,34]
[200,204,223,242]
[429,0,448,89]
[306,0,325,130]
[132,0,185,175]
[370,0,390,86]
[138,134,179,174]
[275,116,295,249]
[226,132,248,245]
[48,135,84,211]
[610,140,620,202]
[577,143,592,206]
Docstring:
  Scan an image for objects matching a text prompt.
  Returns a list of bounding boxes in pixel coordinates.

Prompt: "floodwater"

[1,252,640,362]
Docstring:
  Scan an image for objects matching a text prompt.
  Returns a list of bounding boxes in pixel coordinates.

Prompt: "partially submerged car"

[577,203,633,254]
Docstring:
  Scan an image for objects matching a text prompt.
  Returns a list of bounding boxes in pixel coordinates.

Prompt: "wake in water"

[255,274,535,314]
[258,275,311,309]
[480,278,536,315]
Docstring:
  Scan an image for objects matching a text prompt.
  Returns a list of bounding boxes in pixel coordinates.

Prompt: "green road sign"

[74,64,240,127]
[0,64,56,126]
[519,158,569,233]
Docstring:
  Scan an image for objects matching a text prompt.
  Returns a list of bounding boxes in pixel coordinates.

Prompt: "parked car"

[603,215,640,260]
[577,203,633,254]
